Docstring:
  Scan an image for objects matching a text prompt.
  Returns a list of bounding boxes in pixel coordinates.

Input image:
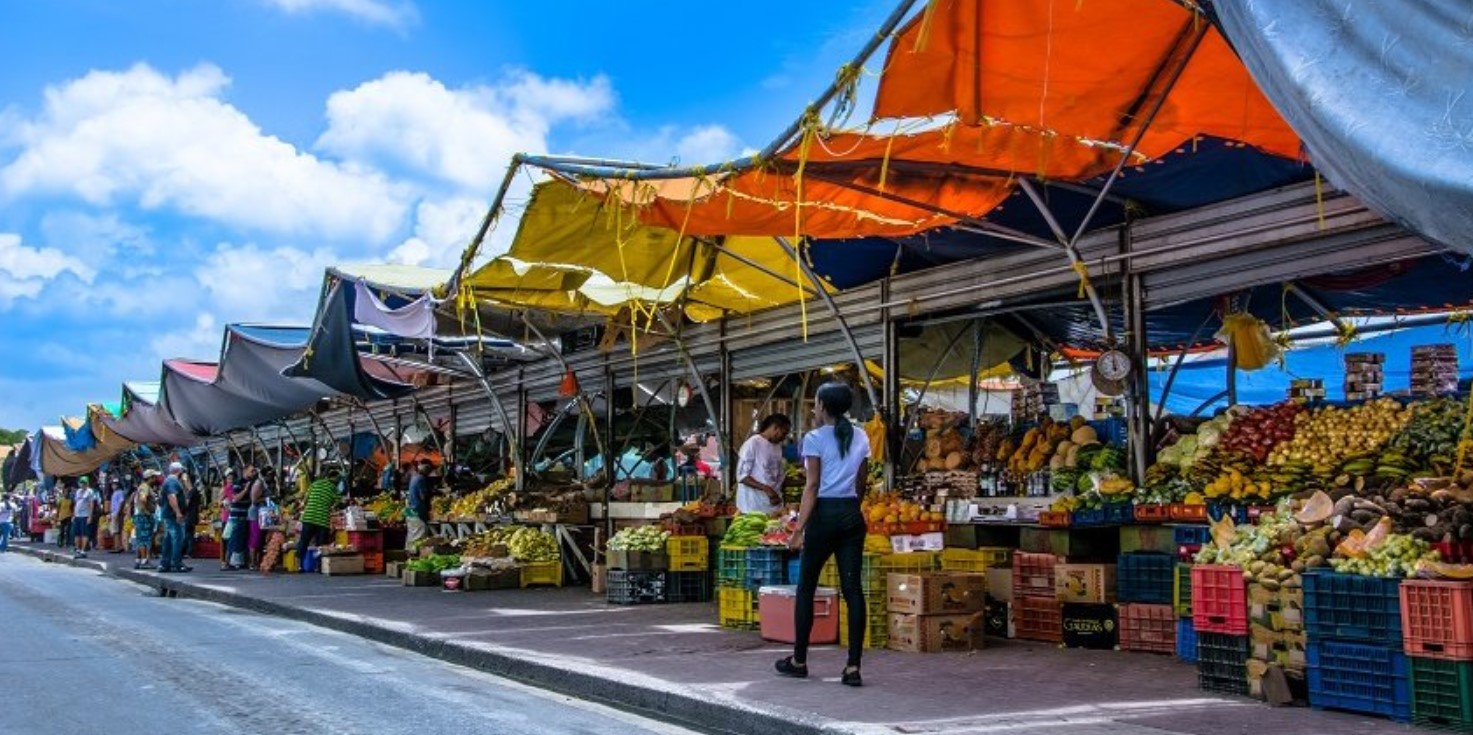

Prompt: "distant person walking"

[108,480,127,553]
[158,463,192,573]
[0,494,16,552]
[130,471,161,570]
[72,478,100,559]
[56,481,74,548]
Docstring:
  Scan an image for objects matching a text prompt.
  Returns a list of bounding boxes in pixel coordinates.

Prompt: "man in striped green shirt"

[294,468,341,568]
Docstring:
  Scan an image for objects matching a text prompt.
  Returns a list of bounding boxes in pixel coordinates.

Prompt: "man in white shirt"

[73,477,100,558]
[735,414,792,514]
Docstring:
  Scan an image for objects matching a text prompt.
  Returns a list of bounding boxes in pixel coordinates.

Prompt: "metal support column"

[1122,224,1152,482]
[881,281,901,489]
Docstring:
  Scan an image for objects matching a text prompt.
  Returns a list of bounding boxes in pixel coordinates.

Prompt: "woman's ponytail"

[816,382,856,458]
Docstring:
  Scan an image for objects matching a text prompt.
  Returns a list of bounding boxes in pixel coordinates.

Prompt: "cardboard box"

[984,601,1014,638]
[466,568,521,591]
[1061,602,1118,649]
[1055,564,1116,603]
[887,572,988,615]
[402,569,440,587]
[418,543,455,558]
[986,569,1014,603]
[887,612,986,653]
[607,549,669,571]
[385,561,404,579]
[320,554,365,576]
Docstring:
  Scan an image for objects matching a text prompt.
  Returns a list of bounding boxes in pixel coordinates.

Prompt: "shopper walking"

[130,471,160,569]
[223,467,254,570]
[182,476,202,559]
[294,468,341,567]
[736,414,792,514]
[0,494,16,552]
[404,459,433,551]
[72,478,100,559]
[108,480,127,553]
[57,481,74,548]
[158,463,192,573]
[778,382,871,687]
[246,465,269,568]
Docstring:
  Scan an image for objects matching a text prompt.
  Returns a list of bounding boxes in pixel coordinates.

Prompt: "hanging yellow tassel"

[1314,171,1327,231]
[1072,260,1092,299]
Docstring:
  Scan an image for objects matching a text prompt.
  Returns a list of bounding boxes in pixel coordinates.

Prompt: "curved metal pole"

[652,311,730,467]
[407,396,447,463]
[307,410,349,474]
[773,237,881,415]
[518,319,611,467]
[455,351,526,482]
[1190,389,1230,419]
[1152,311,1218,425]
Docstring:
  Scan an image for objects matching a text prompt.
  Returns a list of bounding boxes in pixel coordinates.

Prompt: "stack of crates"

[1117,551,1177,655]
[1192,565,1248,695]
[717,545,759,630]
[664,535,711,603]
[1402,579,1473,730]
[823,551,939,649]
[1303,571,1408,721]
[1247,575,1307,700]
[1172,526,1204,664]
[1013,552,1061,643]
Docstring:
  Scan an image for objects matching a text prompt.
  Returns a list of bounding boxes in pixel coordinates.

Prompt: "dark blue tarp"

[284,281,415,401]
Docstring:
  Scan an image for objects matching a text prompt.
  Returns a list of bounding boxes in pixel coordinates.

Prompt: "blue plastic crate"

[1118,552,1176,604]
[1302,571,1403,644]
[787,557,803,587]
[1176,617,1198,663]
[1104,502,1135,525]
[1173,525,1212,548]
[1206,502,1250,524]
[1307,640,1411,722]
[1072,508,1107,526]
[745,547,788,590]
[1090,417,1128,447]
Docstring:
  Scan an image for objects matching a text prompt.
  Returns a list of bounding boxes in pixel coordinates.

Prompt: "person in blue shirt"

[404,459,433,551]
[158,463,192,574]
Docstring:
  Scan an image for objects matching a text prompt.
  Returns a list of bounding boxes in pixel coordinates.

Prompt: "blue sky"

[0,0,899,430]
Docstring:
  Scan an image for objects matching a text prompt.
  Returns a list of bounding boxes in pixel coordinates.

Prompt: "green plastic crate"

[1174,563,1194,617]
[1412,657,1473,732]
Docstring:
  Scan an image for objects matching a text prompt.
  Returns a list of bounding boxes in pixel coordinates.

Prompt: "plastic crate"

[787,556,803,586]
[718,587,760,630]
[1174,563,1194,617]
[1306,640,1410,722]
[1302,571,1403,644]
[838,598,888,649]
[1411,657,1473,731]
[345,530,383,553]
[1170,503,1208,522]
[1401,579,1473,660]
[1197,631,1250,696]
[520,561,563,588]
[819,551,940,593]
[1038,511,1071,528]
[1134,504,1171,523]
[1071,508,1107,526]
[940,546,1012,573]
[1207,502,1250,525]
[1177,618,1199,663]
[665,571,712,603]
[716,545,747,588]
[1173,525,1212,548]
[1118,603,1177,654]
[1117,552,1176,604]
[1013,552,1058,598]
[607,570,668,605]
[666,536,709,572]
[362,551,384,575]
[1192,565,1248,635]
[1103,502,1134,525]
[744,547,788,590]
[1015,595,1063,643]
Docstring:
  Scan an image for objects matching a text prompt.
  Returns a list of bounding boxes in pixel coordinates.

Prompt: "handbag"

[258,500,282,531]
[222,520,235,540]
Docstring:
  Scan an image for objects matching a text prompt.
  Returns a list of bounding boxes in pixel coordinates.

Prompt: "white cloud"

[674,125,744,165]
[316,70,615,191]
[194,242,335,325]
[260,0,417,29]
[150,312,221,361]
[0,232,95,306]
[1,63,411,243]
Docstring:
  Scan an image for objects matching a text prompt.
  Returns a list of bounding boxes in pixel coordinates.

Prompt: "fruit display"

[364,493,405,525]
[1387,397,1471,473]
[448,478,516,519]
[1266,398,1410,474]
[608,526,670,553]
[1194,501,1330,585]
[970,420,1007,468]
[916,408,968,472]
[722,513,772,547]
[430,496,453,520]
[863,492,944,525]
[505,526,559,561]
[405,554,461,573]
[1330,524,1436,578]
[1217,402,1304,462]
[1136,462,1193,505]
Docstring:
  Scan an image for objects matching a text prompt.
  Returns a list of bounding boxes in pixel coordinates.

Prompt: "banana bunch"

[506,527,560,562]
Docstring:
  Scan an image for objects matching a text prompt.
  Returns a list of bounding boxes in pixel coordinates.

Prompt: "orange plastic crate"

[1401,579,1473,660]
[1118,603,1177,654]
[1015,595,1062,643]
[1169,503,1208,522]
[1013,552,1057,598]
[1038,511,1071,528]
[1134,504,1171,524]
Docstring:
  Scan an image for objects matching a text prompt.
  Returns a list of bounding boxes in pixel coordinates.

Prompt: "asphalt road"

[0,553,699,735]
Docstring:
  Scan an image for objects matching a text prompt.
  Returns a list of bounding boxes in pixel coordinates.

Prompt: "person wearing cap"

[72,477,100,558]
[158,462,192,573]
[404,459,434,551]
[128,471,161,569]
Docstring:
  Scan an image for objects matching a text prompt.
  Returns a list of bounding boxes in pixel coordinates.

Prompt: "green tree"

[0,428,28,445]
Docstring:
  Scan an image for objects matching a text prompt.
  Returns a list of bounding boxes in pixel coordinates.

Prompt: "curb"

[10,543,839,735]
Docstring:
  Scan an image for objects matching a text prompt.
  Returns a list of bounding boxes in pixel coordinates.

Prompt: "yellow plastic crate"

[718,587,760,630]
[940,547,1012,572]
[519,560,564,588]
[283,549,300,573]
[667,536,709,572]
[333,530,350,547]
[819,551,940,590]
[838,598,889,649]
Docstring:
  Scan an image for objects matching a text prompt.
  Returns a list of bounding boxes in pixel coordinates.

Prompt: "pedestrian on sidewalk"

[57,481,74,548]
[158,463,192,573]
[108,480,127,553]
[219,468,236,567]
[129,471,161,569]
[404,459,433,551]
[72,478,100,559]
[0,493,16,552]
[295,467,341,568]
[247,466,271,568]
[223,466,253,570]
[182,476,202,559]
[778,382,871,688]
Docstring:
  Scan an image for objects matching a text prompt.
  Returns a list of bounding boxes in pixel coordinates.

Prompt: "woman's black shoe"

[841,666,863,687]
[774,656,808,678]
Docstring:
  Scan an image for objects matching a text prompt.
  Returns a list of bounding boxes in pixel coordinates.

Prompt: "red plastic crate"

[1169,503,1208,522]
[1015,595,1062,643]
[1038,511,1071,528]
[346,530,383,553]
[1119,603,1177,654]
[1192,565,1248,635]
[1013,552,1058,598]
[1401,579,1473,660]
[1134,504,1171,524]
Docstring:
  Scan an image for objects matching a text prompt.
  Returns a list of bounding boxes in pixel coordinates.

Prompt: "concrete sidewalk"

[7,541,1413,735]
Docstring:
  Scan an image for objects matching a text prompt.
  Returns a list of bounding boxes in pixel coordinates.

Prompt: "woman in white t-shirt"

[776,382,870,687]
[734,414,791,514]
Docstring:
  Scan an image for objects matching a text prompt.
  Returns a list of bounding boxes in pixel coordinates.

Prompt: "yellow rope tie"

[939,120,957,152]
[877,129,898,193]
[1333,319,1357,349]
[1314,171,1327,230]
[911,0,940,53]
[1072,260,1092,299]
[658,177,705,292]
[792,114,819,342]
